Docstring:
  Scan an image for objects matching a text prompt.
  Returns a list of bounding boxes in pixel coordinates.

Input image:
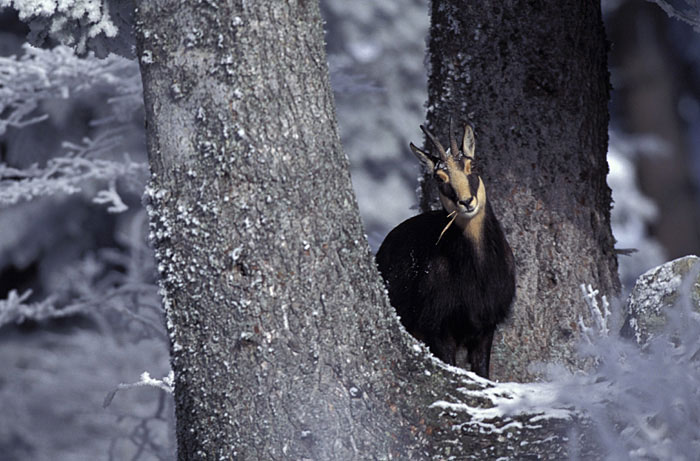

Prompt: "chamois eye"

[439,183,457,201]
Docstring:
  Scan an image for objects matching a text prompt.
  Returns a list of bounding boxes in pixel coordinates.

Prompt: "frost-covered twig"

[58,278,165,339]
[63,127,132,158]
[0,44,140,135]
[93,178,129,213]
[0,289,83,327]
[542,277,700,459]
[94,283,166,340]
[0,45,147,208]
[579,284,612,345]
[648,0,700,32]
[106,382,175,461]
[103,370,174,408]
[0,280,165,339]
[0,153,146,206]
[0,0,134,57]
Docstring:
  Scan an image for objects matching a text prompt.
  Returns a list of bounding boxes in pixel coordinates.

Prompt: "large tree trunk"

[421,0,620,381]
[134,0,600,458]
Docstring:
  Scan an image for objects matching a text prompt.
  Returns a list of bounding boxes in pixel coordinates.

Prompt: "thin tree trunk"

[134,0,599,458]
[422,0,620,381]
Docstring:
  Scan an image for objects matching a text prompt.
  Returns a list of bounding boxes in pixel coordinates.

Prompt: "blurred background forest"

[1,0,699,459]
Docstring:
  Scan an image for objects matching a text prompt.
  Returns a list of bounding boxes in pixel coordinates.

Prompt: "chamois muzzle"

[459,197,475,211]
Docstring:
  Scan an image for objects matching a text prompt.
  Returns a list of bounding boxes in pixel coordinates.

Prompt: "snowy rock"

[621,255,700,345]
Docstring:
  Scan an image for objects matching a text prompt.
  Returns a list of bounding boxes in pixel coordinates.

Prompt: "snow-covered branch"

[0,45,147,209]
[0,44,141,135]
[0,281,164,339]
[0,289,82,326]
[0,152,146,206]
[0,0,135,57]
[103,370,174,408]
[93,178,129,212]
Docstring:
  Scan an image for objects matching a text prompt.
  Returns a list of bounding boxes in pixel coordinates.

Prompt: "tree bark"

[421,0,620,381]
[134,0,599,458]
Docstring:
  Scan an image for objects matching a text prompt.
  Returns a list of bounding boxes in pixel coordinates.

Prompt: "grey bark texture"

[421,0,621,381]
[134,0,600,458]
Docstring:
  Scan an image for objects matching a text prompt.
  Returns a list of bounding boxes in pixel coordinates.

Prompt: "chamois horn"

[449,116,459,160]
[420,124,449,163]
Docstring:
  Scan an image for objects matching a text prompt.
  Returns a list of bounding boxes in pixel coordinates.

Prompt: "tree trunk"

[421,0,620,381]
[134,0,599,458]
[608,1,700,262]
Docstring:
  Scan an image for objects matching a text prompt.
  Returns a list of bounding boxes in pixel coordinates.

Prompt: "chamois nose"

[459,197,475,209]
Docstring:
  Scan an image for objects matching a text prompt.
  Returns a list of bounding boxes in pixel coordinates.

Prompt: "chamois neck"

[454,203,487,254]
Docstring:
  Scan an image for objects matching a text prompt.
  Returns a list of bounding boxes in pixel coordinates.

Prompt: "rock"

[621,255,700,345]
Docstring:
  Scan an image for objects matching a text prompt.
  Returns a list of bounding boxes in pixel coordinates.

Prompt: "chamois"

[376,119,515,378]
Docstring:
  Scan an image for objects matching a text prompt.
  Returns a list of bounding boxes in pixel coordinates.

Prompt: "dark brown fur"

[376,194,515,378]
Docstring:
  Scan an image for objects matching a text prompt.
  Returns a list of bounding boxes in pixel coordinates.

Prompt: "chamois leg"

[467,329,495,379]
[426,334,457,366]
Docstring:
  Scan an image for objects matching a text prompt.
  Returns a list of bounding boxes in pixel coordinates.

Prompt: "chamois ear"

[462,123,475,161]
[410,142,437,171]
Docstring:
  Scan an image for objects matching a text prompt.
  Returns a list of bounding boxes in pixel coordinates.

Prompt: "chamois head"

[410,118,486,221]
